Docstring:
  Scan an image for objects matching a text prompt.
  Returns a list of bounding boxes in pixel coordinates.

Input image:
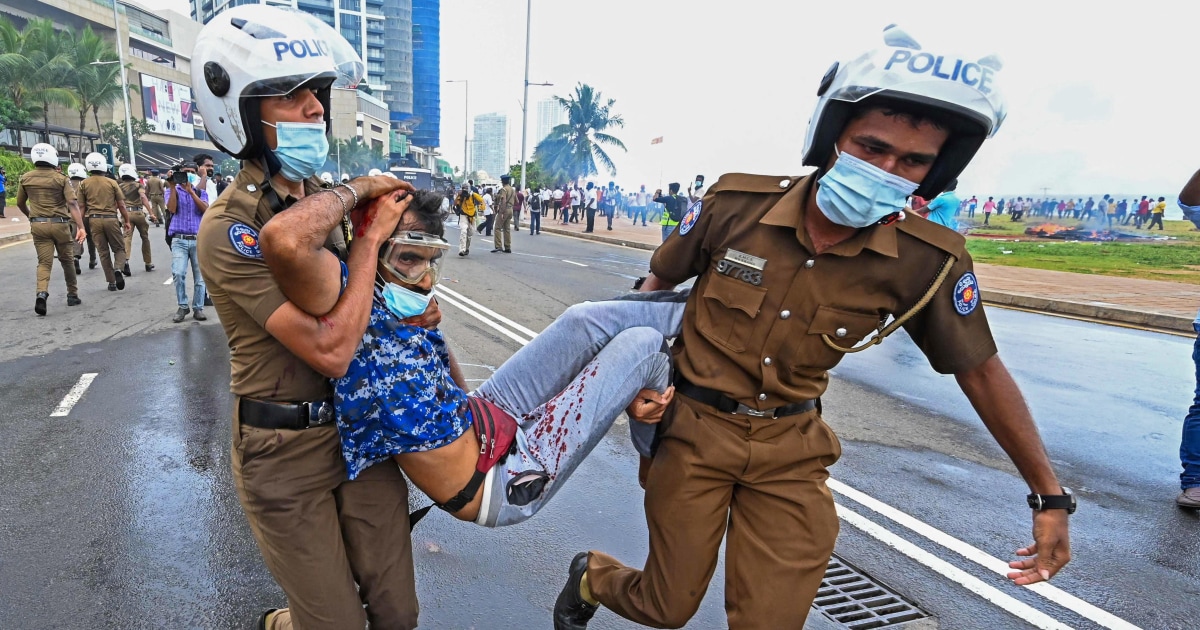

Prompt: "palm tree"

[328,137,386,176]
[532,83,626,183]
[69,25,126,150]
[0,17,37,155]
[22,18,79,142]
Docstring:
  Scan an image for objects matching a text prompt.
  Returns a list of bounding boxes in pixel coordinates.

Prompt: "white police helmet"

[191,5,364,159]
[383,172,398,179]
[320,171,334,184]
[30,143,59,167]
[368,168,383,177]
[801,25,1007,199]
[85,152,109,173]
[118,163,138,179]
[340,173,350,182]
[67,163,87,179]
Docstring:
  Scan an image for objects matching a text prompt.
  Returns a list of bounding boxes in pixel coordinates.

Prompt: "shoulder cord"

[822,253,958,354]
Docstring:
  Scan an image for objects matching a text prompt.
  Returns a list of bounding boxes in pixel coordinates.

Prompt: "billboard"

[140,73,194,139]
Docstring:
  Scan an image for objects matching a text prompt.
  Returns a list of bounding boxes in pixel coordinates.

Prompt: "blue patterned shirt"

[333,293,472,479]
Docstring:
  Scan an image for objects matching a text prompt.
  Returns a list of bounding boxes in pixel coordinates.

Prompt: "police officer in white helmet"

[16,144,87,315]
[191,6,421,629]
[78,151,131,292]
[556,25,1072,630]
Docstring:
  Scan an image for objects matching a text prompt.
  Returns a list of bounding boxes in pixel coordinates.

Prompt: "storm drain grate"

[812,554,930,629]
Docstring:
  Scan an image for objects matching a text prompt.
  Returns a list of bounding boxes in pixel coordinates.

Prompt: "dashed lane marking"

[163,277,173,285]
[50,373,98,417]
[561,259,588,267]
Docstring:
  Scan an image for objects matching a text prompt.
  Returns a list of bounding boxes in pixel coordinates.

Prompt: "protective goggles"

[379,232,450,285]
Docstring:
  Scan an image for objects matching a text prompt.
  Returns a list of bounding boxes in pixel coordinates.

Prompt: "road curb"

[537,225,659,251]
[536,224,1192,333]
[0,232,30,246]
[982,290,1193,333]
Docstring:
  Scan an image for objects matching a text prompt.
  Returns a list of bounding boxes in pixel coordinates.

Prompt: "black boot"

[146,264,155,272]
[67,294,82,306]
[89,259,97,270]
[35,292,48,316]
[108,283,117,291]
[122,262,131,277]
[74,259,81,275]
[114,272,125,290]
[553,553,598,630]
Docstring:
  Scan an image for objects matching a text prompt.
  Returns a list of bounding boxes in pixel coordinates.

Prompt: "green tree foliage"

[0,93,31,131]
[507,160,550,190]
[327,138,386,177]
[68,25,129,139]
[0,149,33,184]
[101,119,155,164]
[532,83,626,183]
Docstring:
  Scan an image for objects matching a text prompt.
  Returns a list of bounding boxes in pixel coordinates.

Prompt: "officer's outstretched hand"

[626,386,675,425]
[1006,509,1071,585]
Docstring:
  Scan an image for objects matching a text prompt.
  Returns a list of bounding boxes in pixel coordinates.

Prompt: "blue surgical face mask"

[815,146,920,228]
[187,173,199,187]
[381,281,433,320]
[264,121,329,182]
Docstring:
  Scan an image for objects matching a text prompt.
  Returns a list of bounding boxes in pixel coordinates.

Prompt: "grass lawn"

[963,217,1200,284]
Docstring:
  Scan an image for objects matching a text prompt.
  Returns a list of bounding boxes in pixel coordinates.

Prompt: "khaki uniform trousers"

[123,209,153,266]
[31,222,78,295]
[231,409,418,630]
[493,210,512,251]
[89,216,126,284]
[148,194,165,223]
[587,395,842,629]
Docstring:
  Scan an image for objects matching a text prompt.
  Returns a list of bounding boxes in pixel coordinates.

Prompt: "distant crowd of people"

[916,179,1169,231]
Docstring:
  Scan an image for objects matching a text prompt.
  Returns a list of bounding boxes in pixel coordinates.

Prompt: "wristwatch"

[1026,487,1076,514]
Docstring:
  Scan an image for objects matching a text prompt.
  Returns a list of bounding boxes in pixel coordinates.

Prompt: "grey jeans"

[472,292,688,527]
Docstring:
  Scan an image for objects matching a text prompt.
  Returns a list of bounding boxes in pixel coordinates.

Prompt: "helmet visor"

[238,9,364,98]
[380,232,450,286]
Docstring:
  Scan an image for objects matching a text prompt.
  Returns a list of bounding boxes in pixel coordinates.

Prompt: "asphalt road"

[0,220,1195,629]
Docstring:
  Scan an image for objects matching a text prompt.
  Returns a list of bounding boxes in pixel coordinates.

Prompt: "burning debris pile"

[1023,224,1144,241]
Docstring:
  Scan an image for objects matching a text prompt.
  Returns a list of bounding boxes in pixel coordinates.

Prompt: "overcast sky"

[146,0,1198,199]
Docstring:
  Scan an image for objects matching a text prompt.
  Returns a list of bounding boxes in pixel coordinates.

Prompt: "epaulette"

[896,214,966,256]
[708,173,801,195]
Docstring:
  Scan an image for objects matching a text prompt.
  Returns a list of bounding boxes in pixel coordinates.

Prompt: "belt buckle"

[307,401,335,428]
[734,403,773,418]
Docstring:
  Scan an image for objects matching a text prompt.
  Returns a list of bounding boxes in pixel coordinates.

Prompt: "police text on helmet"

[273,39,331,62]
[884,51,995,95]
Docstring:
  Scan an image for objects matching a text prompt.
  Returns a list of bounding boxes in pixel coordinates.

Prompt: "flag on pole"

[650,136,663,145]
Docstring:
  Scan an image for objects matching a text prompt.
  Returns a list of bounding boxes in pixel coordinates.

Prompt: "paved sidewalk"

[531,211,1198,334]
[0,213,31,246]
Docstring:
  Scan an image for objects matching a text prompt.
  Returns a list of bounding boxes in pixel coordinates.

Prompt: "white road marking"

[438,287,1135,628]
[437,286,540,339]
[829,479,1140,630]
[435,291,530,347]
[50,373,98,417]
[836,505,1074,630]
[0,238,32,250]
[163,277,173,285]
[562,259,588,267]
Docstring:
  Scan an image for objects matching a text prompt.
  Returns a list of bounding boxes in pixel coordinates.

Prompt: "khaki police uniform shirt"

[651,173,997,408]
[197,161,347,401]
[77,175,122,217]
[145,176,165,197]
[16,167,75,219]
[119,181,146,208]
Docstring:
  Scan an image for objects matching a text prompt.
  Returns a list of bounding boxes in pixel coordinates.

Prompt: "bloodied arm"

[954,354,1070,586]
[260,176,411,316]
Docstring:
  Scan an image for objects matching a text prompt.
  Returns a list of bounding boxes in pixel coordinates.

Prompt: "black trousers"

[585,207,597,232]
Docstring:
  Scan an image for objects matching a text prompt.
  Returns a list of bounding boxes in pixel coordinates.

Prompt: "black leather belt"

[675,374,817,418]
[86,214,117,219]
[128,206,144,211]
[172,233,197,240]
[238,396,335,431]
[30,217,70,223]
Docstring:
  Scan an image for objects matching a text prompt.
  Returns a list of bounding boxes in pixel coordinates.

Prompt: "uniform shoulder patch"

[678,200,702,236]
[229,223,262,259]
[953,272,980,315]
